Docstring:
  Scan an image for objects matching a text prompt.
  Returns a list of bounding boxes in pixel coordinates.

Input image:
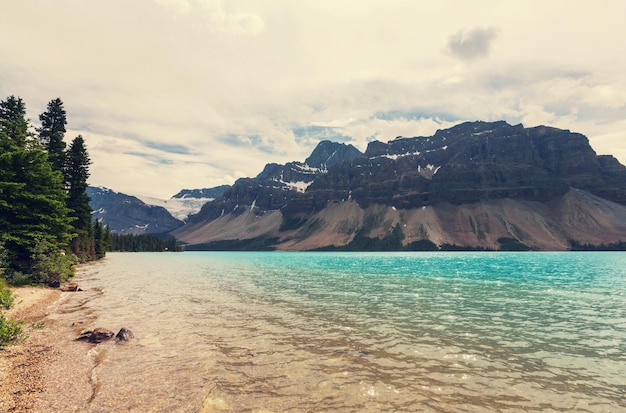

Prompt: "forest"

[0,96,183,288]
[0,95,108,287]
[0,95,185,345]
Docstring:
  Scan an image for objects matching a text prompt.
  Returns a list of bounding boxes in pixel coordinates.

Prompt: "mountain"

[183,141,364,224]
[136,185,230,222]
[87,187,184,234]
[172,185,231,199]
[172,121,626,251]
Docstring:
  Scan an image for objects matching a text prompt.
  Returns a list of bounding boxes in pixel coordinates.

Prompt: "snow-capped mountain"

[87,187,184,234]
[135,195,217,222]
[87,185,231,233]
[173,121,626,251]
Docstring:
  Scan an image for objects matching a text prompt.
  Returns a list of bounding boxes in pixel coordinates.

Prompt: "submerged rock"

[76,327,115,343]
[115,327,134,343]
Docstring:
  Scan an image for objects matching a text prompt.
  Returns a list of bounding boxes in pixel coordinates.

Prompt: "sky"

[1,0,625,199]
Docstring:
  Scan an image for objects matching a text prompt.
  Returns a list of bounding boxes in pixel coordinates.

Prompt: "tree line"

[110,233,182,252]
[0,95,108,286]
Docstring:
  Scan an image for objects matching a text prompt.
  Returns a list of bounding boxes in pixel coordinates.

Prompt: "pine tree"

[0,96,29,148]
[93,219,109,259]
[65,135,93,260]
[0,96,75,282]
[38,98,67,172]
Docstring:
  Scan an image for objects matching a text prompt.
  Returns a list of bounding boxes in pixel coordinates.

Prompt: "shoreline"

[0,284,95,412]
[0,286,62,412]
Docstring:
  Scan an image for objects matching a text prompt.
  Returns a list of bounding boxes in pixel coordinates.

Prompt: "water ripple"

[59,251,626,412]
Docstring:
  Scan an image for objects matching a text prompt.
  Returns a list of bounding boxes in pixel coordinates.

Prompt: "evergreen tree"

[109,233,182,252]
[0,95,106,282]
[0,96,29,148]
[93,220,110,259]
[0,96,75,282]
[38,98,67,172]
[64,135,93,260]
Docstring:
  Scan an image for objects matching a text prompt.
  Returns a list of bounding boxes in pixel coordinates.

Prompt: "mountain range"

[92,121,626,250]
[87,186,230,234]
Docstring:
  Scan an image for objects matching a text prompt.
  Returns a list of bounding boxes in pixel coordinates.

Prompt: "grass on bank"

[0,279,24,347]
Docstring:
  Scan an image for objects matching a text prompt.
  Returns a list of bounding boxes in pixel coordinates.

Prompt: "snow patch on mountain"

[280,179,313,193]
[136,195,214,221]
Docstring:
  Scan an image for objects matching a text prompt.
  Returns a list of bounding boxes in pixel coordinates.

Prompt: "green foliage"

[29,238,77,286]
[65,135,92,234]
[67,219,111,263]
[0,95,29,147]
[110,233,182,252]
[0,95,105,284]
[93,219,110,259]
[0,242,7,279]
[183,237,278,251]
[0,312,24,347]
[497,237,533,251]
[31,320,46,330]
[569,239,626,251]
[38,98,67,172]
[0,96,74,277]
[439,243,489,251]
[404,239,439,251]
[0,279,14,310]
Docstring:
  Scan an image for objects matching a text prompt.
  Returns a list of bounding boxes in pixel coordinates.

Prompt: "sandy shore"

[0,286,61,411]
[0,285,95,412]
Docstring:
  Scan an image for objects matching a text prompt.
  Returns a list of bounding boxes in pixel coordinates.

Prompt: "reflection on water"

[46,252,626,412]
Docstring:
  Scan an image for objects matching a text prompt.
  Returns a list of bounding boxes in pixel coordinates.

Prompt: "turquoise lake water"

[59,252,626,412]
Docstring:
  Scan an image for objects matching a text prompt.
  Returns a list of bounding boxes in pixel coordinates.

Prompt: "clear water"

[53,252,626,412]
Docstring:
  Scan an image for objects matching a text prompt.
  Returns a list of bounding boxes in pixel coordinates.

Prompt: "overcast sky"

[2,1,625,198]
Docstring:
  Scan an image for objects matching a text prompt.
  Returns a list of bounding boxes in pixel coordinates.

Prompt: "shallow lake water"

[46,251,626,412]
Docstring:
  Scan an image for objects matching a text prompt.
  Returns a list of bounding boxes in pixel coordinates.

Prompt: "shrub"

[29,239,77,286]
[0,279,14,310]
[0,313,24,347]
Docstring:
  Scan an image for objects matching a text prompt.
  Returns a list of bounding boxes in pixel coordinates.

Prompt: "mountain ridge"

[172,121,626,251]
[88,184,232,231]
[87,186,184,234]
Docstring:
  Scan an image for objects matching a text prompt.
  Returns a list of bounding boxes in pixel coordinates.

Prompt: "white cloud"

[0,1,625,198]
[444,26,499,61]
[154,0,264,35]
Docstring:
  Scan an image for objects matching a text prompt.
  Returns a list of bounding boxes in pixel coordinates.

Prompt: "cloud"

[153,0,264,35]
[444,26,499,61]
[1,2,625,198]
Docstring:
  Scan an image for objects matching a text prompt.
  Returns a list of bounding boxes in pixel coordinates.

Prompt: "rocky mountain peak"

[172,186,230,199]
[171,120,626,251]
[305,140,363,169]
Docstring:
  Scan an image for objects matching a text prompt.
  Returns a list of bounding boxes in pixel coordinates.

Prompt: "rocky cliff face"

[172,185,231,199]
[185,141,363,224]
[286,121,626,213]
[173,121,626,251]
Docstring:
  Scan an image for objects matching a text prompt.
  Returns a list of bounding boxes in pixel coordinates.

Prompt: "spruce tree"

[93,219,109,259]
[65,135,93,259]
[0,96,29,147]
[0,96,75,282]
[38,98,67,172]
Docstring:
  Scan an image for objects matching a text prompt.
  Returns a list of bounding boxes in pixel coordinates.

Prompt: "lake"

[47,251,626,412]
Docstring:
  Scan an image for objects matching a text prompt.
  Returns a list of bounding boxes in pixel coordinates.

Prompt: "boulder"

[76,327,114,343]
[115,327,134,343]
[60,283,81,292]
